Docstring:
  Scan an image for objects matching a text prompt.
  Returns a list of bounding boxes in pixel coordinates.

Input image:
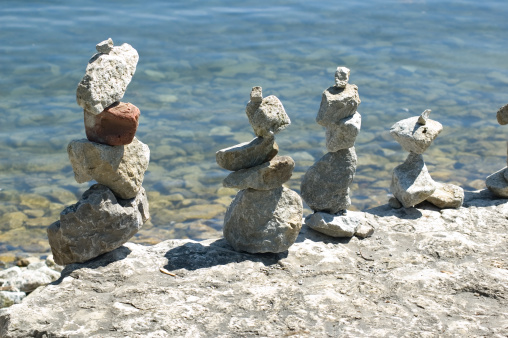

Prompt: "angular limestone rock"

[67,137,150,199]
[426,182,464,209]
[496,103,508,125]
[390,152,437,208]
[96,38,114,54]
[84,102,140,146]
[216,136,278,171]
[418,109,431,125]
[305,211,363,238]
[325,112,361,152]
[47,184,149,265]
[223,187,303,253]
[76,41,139,115]
[300,147,357,213]
[246,94,290,137]
[316,84,361,127]
[390,116,443,154]
[223,156,294,190]
[486,167,508,198]
[335,67,350,88]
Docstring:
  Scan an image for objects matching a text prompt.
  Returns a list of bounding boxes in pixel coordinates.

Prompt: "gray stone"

[305,211,362,237]
[96,38,114,54]
[2,190,507,337]
[334,66,350,88]
[47,184,149,265]
[388,196,402,209]
[300,147,357,213]
[223,187,303,253]
[417,109,431,125]
[67,137,150,199]
[76,42,139,115]
[355,222,375,239]
[0,292,25,309]
[246,95,291,137]
[223,156,294,190]
[390,116,443,154]
[486,167,508,198]
[245,86,263,122]
[391,152,437,208]
[426,182,464,209]
[316,84,361,127]
[325,112,361,152]
[216,136,278,171]
[496,103,508,125]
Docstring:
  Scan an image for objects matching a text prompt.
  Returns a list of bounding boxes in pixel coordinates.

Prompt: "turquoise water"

[1,0,508,259]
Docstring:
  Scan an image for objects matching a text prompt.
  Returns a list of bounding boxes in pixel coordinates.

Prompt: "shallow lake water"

[1,0,508,263]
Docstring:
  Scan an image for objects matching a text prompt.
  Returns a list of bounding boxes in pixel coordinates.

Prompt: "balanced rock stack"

[390,110,464,209]
[216,87,303,253]
[486,103,508,197]
[301,67,371,238]
[47,39,150,265]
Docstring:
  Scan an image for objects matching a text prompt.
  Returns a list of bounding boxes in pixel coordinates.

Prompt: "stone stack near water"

[301,67,372,238]
[216,87,303,253]
[47,39,150,265]
[389,110,464,209]
[486,103,508,197]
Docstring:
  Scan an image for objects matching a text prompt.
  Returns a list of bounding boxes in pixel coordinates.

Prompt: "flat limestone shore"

[0,189,507,337]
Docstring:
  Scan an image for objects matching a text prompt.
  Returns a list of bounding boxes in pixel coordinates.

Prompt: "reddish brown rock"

[84,102,140,146]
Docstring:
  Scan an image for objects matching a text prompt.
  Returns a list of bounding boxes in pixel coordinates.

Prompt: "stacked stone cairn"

[47,39,150,265]
[389,109,464,209]
[216,87,303,253]
[486,103,508,197]
[301,67,373,238]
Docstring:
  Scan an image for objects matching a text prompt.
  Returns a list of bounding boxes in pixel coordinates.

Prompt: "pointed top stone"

[96,38,114,54]
[335,67,350,88]
[418,109,431,125]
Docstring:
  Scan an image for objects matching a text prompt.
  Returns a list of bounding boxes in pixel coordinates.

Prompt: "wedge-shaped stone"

[486,167,508,198]
[246,94,290,137]
[325,112,361,152]
[223,186,303,253]
[316,84,360,127]
[390,152,437,208]
[76,40,139,115]
[300,147,357,213]
[68,137,150,199]
[216,136,278,171]
[305,211,363,238]
[390,116,443,154]
[426,182,464,209]
[47,184,149,265]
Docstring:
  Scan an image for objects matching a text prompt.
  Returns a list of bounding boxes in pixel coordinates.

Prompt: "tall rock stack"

[486,103,508,197]
[216,87,303,253]
[301,67,371,238]
[390,110,464,209]
[47,39,150,265]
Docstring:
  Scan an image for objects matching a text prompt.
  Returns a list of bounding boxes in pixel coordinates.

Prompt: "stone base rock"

[305,211,364,238]
[426,182,464,209]
[316,84,360,126]
[47,184,149,265]
[390,152,437,208]
[223,187,303,253]
[486,167,508,198]
[325,112,361,152]
[67,137,150,199]
[216,136,278,171]
[300,147,357,213]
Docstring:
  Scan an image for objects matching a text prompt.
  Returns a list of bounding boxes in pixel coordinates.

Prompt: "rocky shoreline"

[0,189,506,337]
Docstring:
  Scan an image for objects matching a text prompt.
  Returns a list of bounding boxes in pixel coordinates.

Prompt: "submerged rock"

[216,136,278,171]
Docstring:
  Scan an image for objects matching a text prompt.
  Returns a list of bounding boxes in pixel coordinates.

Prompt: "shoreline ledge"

[1,189,507,337]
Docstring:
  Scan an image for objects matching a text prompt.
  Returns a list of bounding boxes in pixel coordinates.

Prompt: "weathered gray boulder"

[67,137,150,199]
[246,93,291,137]
[223,187,303,253]
[216,136,278,171]
[325,112,361,152]
[496,103,508,125]
[300,147,357,213]
[2,190,507,337]
[316,84,361,126]
[486,167,508,198]
[334,66,350,88]
[47,184,149,265]
[426,182,464,209]
[76,40,139,115]
[391,152,437,208]
[305,211,363,237]
[390,116,443,154]
[223,156,294,190]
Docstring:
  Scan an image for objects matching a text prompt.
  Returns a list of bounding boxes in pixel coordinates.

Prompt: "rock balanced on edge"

[216,87,303,253]
[47,39,150,265]
[300,67,373,239]
[390,110,464,209]
[486,103,508,197]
